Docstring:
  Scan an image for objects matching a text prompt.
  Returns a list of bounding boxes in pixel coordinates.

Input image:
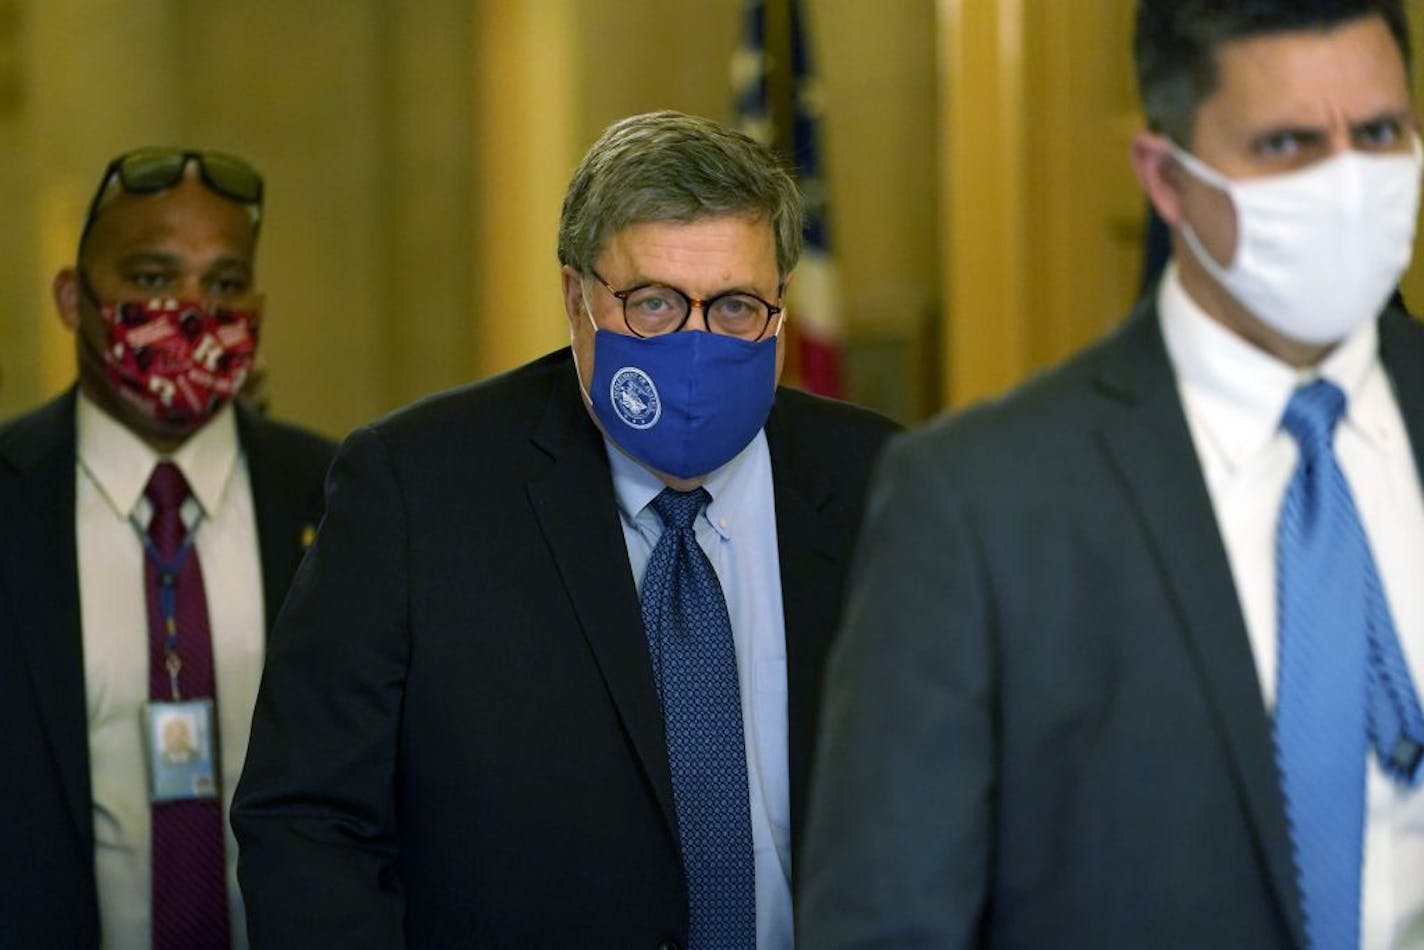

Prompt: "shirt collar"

[1158,261,1382,469]
[77,393,242,519]
[606,430,767,542]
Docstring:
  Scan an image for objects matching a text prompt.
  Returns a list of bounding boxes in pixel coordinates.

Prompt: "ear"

[1130,131,1185,227]
[560,265,587,333]
[52,268,83,332]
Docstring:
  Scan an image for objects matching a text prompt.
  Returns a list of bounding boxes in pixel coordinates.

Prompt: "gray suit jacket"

[798,300,1424,949]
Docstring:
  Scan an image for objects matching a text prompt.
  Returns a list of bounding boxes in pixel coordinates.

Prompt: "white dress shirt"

[607,431,794,950]
[1160,264,1424,949]
[76,393,264,950]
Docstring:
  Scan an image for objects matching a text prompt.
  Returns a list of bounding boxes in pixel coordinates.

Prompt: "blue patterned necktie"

[641,487,756,949]
[1275,379,1424,950]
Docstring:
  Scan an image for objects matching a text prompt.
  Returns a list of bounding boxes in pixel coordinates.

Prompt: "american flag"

[732,0,844,398]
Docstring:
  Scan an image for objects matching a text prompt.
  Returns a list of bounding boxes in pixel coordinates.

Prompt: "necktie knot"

[145,462,192,556]
[1282,379,1347,458]
[650,486,710,532]
[145,461,192,515]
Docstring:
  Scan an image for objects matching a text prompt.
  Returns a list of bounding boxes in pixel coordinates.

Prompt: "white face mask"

[1169,137,1423,345]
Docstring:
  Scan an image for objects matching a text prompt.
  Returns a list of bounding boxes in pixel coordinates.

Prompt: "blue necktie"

[1275,379,1424,950]
[641,487,755,949]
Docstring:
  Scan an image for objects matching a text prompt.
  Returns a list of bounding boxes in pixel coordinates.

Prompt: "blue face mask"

[585,321,779,480]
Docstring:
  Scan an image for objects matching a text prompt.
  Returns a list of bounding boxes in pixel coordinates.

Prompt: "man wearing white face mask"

[800,2,1424,948]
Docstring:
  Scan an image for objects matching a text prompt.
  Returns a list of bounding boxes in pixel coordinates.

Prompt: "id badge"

[143,699,220,802]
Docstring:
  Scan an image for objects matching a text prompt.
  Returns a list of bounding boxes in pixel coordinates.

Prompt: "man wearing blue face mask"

[800,2,1424,948]
[233,110,897,949]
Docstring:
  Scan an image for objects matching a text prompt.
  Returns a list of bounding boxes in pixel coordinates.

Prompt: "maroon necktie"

[144,461,232,949]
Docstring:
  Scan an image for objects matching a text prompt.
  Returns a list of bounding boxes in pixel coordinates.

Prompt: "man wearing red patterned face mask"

[0,149,335,949]
[60,153,265,449]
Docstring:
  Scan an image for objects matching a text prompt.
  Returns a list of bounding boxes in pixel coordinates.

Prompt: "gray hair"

[557,110,804,279]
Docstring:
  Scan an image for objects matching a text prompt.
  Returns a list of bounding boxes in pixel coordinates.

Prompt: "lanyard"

[130,509,205,702]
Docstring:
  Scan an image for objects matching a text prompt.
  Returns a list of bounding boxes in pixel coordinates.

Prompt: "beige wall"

[0,0,476,433]
[13,4,1411,433]
[1404,0,1424,311]
[0,0,940,434]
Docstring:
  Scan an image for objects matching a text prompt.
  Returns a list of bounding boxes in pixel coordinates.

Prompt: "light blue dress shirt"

[606,430,793,950]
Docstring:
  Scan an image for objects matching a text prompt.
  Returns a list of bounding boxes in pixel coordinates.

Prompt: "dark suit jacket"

[232,348,897,950]
[798,302,1424,949]
[0,389,334,949]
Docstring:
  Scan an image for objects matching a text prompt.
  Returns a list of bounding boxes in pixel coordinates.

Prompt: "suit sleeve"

[233,424,410,949]
[796,430,995,949]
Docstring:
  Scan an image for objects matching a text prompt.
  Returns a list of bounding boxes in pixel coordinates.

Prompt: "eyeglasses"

[80,148,265,249]
[590,269,782,341]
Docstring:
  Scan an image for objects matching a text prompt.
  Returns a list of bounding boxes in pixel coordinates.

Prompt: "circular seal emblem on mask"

[609,367,661,429]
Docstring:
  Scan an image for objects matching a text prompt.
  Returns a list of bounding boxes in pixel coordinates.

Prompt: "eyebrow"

[1349,108,1414,130]
[625,274,773,299]
[1252,108,1414,143]
[205,256,254,273]
[1250,125,1328,144]
[115,250,182,269]
[114,251,253,273]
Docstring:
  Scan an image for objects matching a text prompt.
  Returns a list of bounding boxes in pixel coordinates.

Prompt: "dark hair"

[558,110,804,279]
[1135,0,1412,145]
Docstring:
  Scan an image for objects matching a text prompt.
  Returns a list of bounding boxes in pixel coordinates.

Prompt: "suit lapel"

[765,396,842,872]
[0,389,93,855]
[524,366,679,841]
[236,407,319,635]
[1380,307,1424,483]
[1092,306,1307,949]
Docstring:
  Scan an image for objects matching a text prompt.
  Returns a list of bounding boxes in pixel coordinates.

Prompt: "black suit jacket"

[232,348,897,949]
[0,390,334,949]
[798,302,1424,949]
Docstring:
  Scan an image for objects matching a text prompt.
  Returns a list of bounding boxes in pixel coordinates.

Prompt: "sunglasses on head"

[80,147,265,249]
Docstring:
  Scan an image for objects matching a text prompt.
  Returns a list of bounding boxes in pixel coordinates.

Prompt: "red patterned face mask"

[99,298,260,426]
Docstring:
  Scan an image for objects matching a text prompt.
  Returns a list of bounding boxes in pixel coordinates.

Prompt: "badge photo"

[144,698,220,802]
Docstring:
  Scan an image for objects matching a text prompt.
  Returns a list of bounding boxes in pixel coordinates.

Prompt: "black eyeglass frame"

[589,268,784,341]
[79,148,265,252]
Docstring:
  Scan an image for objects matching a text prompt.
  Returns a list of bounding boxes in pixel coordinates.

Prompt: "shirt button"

[718,517,728,530]
[657,941,680,950]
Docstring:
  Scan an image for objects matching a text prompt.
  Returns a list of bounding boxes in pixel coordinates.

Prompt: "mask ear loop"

[569,279,599,404]
[70,268,124,375]
[1165,141,1232,190]
[766,276,790,340]
[76,268,106,310]
[1164,141,1242,277]
[769,310,787,339]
